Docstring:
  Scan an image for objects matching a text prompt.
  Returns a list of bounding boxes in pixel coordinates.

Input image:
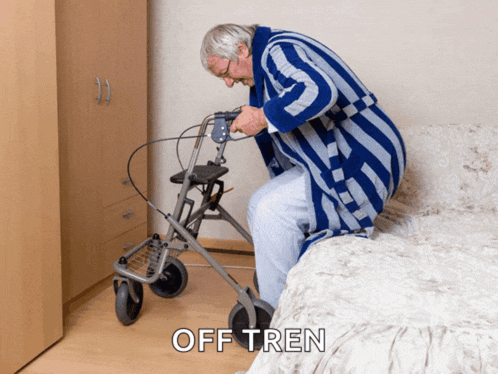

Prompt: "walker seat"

[170,164,228,185]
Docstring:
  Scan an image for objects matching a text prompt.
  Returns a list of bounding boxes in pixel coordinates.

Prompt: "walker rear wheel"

[229,299,274,350]
[149,258,188,298]
[115,280,144,326]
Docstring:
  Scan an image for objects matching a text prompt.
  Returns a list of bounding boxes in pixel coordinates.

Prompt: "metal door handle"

[122,210,134,218]
[105,79,111,105]
[95,77,102,104]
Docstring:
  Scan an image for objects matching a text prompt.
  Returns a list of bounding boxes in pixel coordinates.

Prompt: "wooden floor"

[18,252,258,374]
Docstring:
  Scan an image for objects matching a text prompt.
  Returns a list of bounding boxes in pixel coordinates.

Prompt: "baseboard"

[63,274,115,319]
[197,237,254,255]
[153,232,254,255]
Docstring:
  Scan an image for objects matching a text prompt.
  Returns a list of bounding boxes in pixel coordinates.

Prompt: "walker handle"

[211,110,242,143]
[224,111,241,121]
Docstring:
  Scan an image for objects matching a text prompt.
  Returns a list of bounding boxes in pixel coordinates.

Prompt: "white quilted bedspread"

[240,205,498,373]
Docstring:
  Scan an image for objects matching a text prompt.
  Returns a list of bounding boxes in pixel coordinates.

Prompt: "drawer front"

[102,223,147,273]
[84,224,148,294]
[103,194,147,243]
[102,152,147,208]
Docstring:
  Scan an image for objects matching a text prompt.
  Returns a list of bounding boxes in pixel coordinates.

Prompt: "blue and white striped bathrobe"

[249,27,406,258]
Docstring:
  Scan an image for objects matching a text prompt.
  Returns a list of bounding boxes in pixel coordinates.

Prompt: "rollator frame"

[112,111,273,350]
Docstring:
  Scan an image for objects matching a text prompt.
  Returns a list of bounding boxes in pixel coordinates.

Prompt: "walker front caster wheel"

[149,258,188,298]
[115,280,144,326]
[229,299,274,350]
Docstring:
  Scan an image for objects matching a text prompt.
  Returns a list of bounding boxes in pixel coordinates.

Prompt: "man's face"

[207,43,254,88]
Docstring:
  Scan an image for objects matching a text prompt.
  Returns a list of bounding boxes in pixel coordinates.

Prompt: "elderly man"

[200,24,406,309]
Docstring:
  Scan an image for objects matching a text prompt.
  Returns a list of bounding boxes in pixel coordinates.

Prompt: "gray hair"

[200,24,259,73]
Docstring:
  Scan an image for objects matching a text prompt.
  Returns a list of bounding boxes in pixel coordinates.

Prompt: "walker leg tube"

[216,204,253,245]
[166,214,241,289]
[165,114,214,241]
[164,213,258,329]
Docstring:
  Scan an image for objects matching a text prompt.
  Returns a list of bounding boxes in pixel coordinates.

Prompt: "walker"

[112,110,273,349]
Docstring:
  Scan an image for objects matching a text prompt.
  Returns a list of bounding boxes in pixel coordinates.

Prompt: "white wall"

[148,0,498,240]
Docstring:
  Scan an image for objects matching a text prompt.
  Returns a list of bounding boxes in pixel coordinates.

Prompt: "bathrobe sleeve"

[262,42,339,133]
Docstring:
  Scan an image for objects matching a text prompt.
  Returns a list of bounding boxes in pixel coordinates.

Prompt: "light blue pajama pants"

[247,166,341,309]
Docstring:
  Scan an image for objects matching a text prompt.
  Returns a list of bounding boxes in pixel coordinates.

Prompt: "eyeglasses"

[219,60,232,79]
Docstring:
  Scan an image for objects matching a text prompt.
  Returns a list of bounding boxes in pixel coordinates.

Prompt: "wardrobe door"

[56,0,107,303]
[97,0,149,281]
[0,1,63,373]
[99,1,148,209]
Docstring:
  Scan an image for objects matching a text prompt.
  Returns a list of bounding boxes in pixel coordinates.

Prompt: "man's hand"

[231,106,268,136]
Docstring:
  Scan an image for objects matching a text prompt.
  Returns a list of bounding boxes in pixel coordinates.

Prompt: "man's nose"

[224,78,234,88]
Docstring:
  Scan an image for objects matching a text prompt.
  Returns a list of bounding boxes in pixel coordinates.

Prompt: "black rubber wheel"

[229,299,274,350]
[115,281,144,326]
[149,258,188,298]
[253,271,259,294]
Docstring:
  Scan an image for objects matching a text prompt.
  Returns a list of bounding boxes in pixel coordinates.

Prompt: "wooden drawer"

[103,194,147,243]
[102,223,147,273]
[76,224,148,305]
[102,152,147,208]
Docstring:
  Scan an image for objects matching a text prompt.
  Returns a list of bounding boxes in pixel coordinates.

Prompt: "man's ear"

[237,43,250,58]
